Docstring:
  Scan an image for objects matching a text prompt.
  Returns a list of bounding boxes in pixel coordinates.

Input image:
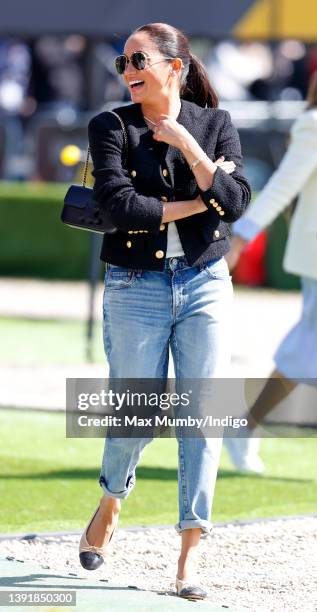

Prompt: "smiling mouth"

[130,81,145,90]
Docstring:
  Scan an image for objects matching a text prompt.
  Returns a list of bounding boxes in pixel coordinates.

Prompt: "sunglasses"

[115,51,174,75]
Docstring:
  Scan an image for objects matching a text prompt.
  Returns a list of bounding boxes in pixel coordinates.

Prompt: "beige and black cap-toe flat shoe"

[175,576,208,601]
[79,506,117,571]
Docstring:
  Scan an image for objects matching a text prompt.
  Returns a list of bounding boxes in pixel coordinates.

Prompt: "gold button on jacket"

[155,250,164,259]
[162,169,168,177]
[214,230,220,239]
[159,224,166,231]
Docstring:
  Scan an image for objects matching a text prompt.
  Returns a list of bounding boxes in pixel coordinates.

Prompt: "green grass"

[0,180,91,279]
[0,409,316,534]
[0,317,104,365]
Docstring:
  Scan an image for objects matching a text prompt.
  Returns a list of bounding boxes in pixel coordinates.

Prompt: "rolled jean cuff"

[99,474,135,500]
[175,519,213,538]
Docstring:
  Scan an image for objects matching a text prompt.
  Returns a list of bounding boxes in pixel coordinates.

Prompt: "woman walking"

[225,72,317,474]
[79,22,251,599]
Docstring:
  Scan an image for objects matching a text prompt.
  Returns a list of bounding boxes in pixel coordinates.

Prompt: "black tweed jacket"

[88,98,251,270]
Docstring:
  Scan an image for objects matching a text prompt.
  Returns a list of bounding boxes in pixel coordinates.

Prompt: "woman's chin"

[130,84,147,101]
[131,92,144,102]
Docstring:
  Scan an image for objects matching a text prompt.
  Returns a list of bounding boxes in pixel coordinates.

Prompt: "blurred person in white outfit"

[224,73,317,473]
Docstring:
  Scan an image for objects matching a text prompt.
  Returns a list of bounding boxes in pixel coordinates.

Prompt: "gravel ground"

[1,518,316,611]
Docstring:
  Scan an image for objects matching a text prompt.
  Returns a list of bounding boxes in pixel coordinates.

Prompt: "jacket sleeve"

[88,112,164,232]
[198,110,251,222]
[233,111,317,239]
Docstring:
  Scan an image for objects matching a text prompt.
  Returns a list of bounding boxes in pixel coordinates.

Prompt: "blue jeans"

[100,255,233,536]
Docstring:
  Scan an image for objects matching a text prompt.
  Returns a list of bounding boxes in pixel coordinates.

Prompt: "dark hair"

[307,71,317,109]
[133,22,218,108]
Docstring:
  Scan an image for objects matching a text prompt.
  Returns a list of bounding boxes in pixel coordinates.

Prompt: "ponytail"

[307,71,317,109]
[181,53,219,108]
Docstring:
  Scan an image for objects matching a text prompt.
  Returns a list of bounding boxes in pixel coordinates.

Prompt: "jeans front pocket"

[105,264,141,289]
[203,257,232,281]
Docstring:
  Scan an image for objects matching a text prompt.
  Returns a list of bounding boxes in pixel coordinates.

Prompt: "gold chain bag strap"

[61,110,128,234]
[82,111,128,188]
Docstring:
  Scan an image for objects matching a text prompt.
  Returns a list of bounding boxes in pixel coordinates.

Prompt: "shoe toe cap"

[79,551,104,570]
[179,586,207,600]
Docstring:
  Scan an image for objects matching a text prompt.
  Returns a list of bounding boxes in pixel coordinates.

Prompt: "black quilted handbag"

[61,111,128,234]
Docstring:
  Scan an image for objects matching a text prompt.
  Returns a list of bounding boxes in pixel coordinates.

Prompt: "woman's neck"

[141,96,182,124]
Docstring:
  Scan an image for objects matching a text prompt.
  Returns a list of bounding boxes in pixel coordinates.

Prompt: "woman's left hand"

[215,156,236,174]
[152,115,189,148]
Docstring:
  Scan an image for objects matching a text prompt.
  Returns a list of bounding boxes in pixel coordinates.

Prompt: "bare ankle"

[99,495,121,516]
[177,553,197,580]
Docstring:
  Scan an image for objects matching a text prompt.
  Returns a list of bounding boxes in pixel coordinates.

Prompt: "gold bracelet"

[189,155,207,172]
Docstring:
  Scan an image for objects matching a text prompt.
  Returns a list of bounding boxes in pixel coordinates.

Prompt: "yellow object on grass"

[60,145,82,166]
